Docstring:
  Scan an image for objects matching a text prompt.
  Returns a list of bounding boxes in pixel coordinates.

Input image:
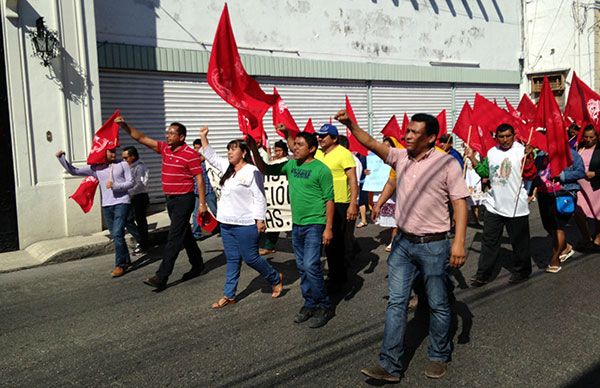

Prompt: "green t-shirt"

[266,159,334,225]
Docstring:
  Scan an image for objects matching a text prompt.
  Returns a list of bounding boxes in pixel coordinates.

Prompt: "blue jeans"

[292,224,331,310]
[220,223,280,299]
[379,232,452,376]
[102,204,131,268]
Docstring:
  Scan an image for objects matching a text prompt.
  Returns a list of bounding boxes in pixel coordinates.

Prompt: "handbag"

[554,190,575,216]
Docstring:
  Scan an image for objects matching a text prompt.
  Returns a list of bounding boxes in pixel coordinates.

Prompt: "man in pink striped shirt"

[336,110,469,382]
[117,117,207,291]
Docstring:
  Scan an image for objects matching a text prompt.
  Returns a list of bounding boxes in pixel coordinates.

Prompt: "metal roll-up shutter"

[256,77,369,142]
[455,83,520,112]
[371,82,454,140]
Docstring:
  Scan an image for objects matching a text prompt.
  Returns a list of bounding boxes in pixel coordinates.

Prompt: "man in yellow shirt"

[315,124,359,291]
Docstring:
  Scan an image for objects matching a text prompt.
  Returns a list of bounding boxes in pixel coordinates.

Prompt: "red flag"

[565,71,600,129]
[534,76,573,177]
[303,118,315,134]
[272,87,300,138]
[238,112,266,142]
[398,113,409,146]
[207,4,275,137]
[452,101,495,157]
[69,176,99,213]
[381,115,401,141]
[517,94,537,123]
[344,95,368,156]
[505,97,516,114]
[87,110,120,165]
[196,210,219,233]
[436,109,447,138]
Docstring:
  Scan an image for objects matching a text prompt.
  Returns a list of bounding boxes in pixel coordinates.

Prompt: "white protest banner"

[263,175,292,232]
[204,162,223,201]
[362,152,391,192]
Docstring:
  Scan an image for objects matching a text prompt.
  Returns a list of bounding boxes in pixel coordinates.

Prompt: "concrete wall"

[94,0,521,72]
[1,0,103,248]
[522,0,598,92]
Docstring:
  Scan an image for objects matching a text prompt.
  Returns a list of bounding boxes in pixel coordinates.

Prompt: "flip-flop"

[356,222,366,228]
[211,296,236,309]
[559,249,574,263]
[545,265,562,273]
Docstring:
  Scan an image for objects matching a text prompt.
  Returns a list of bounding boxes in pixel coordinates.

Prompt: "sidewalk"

[0,210,174,273]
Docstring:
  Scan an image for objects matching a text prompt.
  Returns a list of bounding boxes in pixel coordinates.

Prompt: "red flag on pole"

[517,94,537,123]
[534,76,573,177]
[505,97,516,114]
[303,118,315,134]
[398,113,409,146]
[452,100,495,157]
[436,109,447,138]
[69,176,99,213]
[207,4,275,140]
[565,71,600,129]
[344,95,368,156]
[381,115,401,141]
[87,109,120,165]
[238,111,266,142]
[272,87,300,138]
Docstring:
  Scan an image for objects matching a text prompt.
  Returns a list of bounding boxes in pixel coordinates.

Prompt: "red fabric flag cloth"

[517,94,537,123]
[207,4,276,137]
[196,210,219,234]
[303,118,315,133]
[565,71,600,129]
[344,95,368,156]
[272,87,300,138]
[436,109,447,138]
[398,113,409,146]
[505,97,516,114]
[238,112,266,142]
[69,176,99,213]
[452,100,495,157]
[87,109,120,165]
[381,115,401,141]
[534,76,573,177]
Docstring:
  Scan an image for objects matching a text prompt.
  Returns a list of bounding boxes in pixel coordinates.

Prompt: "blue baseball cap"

[318,124,339,137]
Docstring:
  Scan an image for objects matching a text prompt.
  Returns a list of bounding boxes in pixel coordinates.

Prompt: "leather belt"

[400,230,448,244]
[165,192,194,199]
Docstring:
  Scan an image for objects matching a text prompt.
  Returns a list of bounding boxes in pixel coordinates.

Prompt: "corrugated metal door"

[454,83,520,113]
[371,82,454,140]
[99,70,369,203]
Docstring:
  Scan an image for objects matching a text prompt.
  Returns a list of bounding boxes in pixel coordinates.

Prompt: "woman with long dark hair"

[199,126,283,308]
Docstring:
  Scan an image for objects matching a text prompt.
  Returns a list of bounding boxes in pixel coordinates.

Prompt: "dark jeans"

[102,204,131,268]
[263,232,280,250]
[292,224,331,310]
[128,193,149,250]
[324,203,356,284]
[156,193,203,282]
[475,211,532,280]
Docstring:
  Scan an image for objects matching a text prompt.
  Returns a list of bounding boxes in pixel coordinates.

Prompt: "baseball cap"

[317,124,339,137]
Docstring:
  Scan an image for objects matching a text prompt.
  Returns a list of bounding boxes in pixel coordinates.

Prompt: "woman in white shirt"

[200,127,283,309]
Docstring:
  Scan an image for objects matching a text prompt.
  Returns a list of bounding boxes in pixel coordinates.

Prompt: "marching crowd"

[55,108,600,381]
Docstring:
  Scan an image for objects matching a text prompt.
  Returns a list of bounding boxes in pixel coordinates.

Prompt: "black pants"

[476,211,532,280]
[156,193,203,281]
[130,193,150,250]
[324,203,356,284]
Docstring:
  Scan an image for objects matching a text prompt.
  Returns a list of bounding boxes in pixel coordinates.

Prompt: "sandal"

[259,248,276,256]
[385,243,392,252]
[559,248,574,263]
[356,221,367,228]
[271,273,283,298]
[545,265,562,273]
[211,296,236,309]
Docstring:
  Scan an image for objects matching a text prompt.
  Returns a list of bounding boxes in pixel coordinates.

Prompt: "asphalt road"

[2,206,600,387]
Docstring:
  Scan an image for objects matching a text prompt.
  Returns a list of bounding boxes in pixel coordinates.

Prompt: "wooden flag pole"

[462,125,472,179]
[511,126,534,218]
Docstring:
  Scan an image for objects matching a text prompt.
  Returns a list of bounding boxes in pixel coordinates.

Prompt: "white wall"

[522,0,598,90]
[94,0,521,71]
[2,0,103,248]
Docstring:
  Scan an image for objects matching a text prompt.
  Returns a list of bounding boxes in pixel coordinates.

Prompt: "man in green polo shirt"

[249,131,335,329]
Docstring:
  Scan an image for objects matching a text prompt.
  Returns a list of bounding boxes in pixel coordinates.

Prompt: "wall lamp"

[28,17,59,66]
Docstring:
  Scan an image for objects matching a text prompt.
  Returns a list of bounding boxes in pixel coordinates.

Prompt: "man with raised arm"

[335,110,469,381]
[116,117,206,291]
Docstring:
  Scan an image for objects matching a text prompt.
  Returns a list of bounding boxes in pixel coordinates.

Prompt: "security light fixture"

[29,17,59,66]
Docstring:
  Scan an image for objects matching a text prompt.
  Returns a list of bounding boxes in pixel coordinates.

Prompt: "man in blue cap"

[315,123,359,291]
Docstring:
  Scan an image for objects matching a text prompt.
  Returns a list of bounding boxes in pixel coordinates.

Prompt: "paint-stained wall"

[94,0,521,71]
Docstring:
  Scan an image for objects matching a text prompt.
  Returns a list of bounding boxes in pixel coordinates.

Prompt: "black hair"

[583,124,596,134]
[273,140,288,154]
[337,134,349,149]
[219,139,254,186]
[383,137,397,148]
[170,122,187,138]
[193,138,202,146]
[296,132,319,156]
[410,113,439,147]
[439,134,452,144]
[495,123,515,135]
[123,146,139,161]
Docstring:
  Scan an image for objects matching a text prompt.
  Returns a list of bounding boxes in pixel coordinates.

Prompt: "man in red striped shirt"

[116,116,207,290]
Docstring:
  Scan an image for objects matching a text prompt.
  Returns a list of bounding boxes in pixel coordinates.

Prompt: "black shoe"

[308,308,334,328]
[143,275,166,290]
[470,275,488,287]
[293,307,315,324]
[360,365,401,382]
[508,273,529,284]
[181,265,205,281]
